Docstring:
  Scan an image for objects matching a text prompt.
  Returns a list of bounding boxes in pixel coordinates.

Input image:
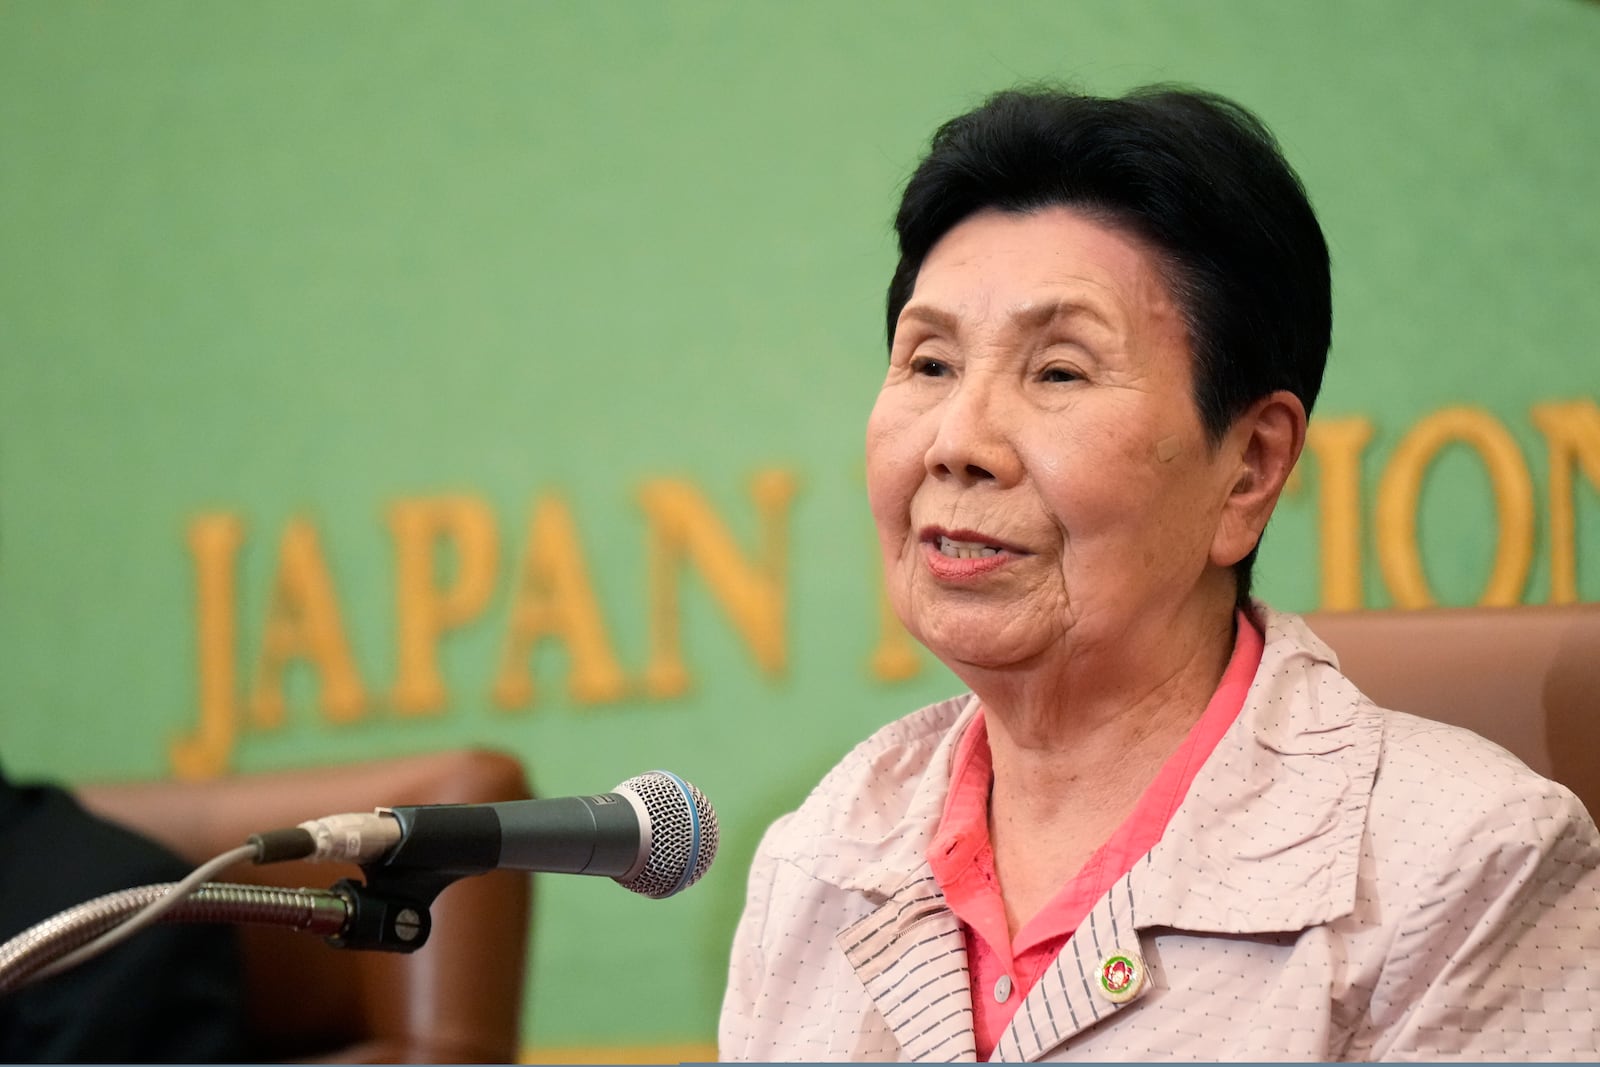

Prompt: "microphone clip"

[327,825,496,954]
[324,875,440,954]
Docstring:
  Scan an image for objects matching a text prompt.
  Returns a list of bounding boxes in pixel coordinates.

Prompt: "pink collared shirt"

[926,611,1264,1060]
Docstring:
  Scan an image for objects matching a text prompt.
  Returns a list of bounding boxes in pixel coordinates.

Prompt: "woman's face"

[866,206,1243,673]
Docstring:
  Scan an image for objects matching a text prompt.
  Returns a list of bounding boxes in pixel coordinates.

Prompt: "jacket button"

[1096,949,1146,1004]
[993,974,1012,1003]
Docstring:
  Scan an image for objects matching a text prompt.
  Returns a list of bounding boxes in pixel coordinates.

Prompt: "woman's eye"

[1040,366,1079,383]
[910,356,949,377]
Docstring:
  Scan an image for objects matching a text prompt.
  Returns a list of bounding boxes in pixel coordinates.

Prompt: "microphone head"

[611,771,719,899]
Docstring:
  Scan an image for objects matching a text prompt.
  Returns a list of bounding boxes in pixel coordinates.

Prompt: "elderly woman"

[720,86,1600,1061]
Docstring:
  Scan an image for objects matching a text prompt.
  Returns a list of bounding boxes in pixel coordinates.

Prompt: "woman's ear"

[1211,390,1308,568]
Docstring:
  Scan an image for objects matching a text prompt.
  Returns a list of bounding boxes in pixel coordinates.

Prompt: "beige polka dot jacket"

[719,608,1600,1061]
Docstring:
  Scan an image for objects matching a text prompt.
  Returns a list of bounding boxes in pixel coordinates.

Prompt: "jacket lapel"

[839,870,978,1062]
[994,874,1149,1061]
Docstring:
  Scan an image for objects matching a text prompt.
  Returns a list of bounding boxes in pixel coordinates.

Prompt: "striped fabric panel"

[839,875,977,1062]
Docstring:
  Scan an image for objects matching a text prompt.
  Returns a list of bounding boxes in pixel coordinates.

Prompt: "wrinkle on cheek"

[1156,435,1181,463]
[1053,536,1080,625]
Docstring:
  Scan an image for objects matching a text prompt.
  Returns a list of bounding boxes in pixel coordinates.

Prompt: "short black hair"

[886,84,1332,606]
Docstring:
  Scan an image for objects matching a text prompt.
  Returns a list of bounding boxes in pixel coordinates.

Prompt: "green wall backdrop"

[2,0,1597,1057]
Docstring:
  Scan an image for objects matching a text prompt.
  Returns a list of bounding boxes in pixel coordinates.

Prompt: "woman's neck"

[969,593,1240,936]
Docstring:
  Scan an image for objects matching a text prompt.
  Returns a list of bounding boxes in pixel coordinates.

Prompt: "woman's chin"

[919,617,1054,675]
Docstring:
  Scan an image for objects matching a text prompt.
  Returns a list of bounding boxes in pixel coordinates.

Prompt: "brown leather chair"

[1304,603,1600,818]
[77,748,532,1064]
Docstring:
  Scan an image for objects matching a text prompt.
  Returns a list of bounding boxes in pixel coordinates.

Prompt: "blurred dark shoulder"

[0,767,248,1063]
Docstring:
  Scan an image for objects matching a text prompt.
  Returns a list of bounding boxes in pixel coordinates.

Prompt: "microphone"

[293,770,718,899]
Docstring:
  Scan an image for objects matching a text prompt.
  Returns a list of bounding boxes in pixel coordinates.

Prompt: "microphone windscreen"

[612,771,718,899]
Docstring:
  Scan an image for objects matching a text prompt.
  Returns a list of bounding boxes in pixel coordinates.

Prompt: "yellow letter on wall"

[492,494,627,709]
[1375,407,1535,607]
[170,513,245,780]
[639,470,798,698]
[250,518,367,726]
[1304,416,1375,611]
[1532,398,1600,604]
[388,497,498,715]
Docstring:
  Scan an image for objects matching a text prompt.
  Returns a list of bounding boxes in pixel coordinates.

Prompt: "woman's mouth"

[937,535,1000,559]
[920,529,1018,579]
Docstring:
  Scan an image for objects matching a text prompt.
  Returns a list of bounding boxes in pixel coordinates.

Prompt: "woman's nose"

[924,381,1022,487]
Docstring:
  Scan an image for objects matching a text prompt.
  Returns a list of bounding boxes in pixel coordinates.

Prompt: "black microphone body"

[380,793,645,879]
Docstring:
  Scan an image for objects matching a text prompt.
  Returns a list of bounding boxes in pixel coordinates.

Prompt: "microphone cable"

[2,825,321,991]
[25,844,258,984]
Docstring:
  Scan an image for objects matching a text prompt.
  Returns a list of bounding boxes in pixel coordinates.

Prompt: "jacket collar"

[1131,606,1379,933]
[780,692,979,901]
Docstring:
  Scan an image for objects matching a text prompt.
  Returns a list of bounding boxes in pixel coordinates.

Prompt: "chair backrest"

[77,748,532,1064]
[1303,603,1600,818]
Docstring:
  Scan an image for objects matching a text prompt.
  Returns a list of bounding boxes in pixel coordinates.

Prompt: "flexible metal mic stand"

[0,850,472,995]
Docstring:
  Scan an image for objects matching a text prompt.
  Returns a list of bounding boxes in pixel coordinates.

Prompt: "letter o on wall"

[1375,407,1536,608]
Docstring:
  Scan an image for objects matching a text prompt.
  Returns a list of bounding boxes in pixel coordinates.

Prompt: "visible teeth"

[938,536,1000,559]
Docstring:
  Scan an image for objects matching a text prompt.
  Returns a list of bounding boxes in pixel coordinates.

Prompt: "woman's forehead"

[902,206,1182,340]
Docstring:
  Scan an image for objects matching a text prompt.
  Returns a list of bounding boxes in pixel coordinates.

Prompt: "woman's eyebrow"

[896,304,961,336]
[898,297,1114,338]
[1009,297,1115,334]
